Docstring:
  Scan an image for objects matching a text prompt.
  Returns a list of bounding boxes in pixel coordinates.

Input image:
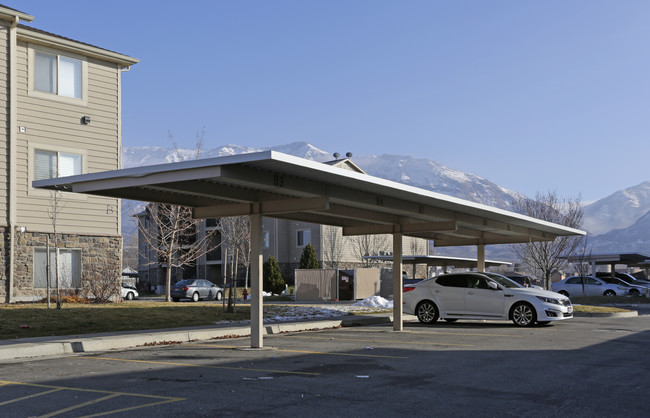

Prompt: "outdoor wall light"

[82,116,91,125]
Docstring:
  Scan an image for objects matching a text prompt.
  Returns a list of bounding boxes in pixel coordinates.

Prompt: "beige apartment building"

[0,5,138,302]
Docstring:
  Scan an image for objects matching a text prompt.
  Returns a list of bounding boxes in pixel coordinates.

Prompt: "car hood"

[506,286,569,300]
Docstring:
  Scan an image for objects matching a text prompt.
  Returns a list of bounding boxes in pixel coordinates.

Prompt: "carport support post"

[477,245,485,272]
[250,214,263,348]
[393,233,403,331]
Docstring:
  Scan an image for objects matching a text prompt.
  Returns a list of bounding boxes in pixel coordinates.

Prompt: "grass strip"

[0,302,250,340]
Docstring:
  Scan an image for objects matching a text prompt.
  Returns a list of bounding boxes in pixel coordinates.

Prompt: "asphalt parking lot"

[1,314,649,417]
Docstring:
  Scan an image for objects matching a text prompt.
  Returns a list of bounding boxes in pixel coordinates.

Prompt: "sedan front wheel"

[416,301,439,324]
[511,302,536,327]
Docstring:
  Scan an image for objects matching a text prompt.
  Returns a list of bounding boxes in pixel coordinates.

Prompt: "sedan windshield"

[482,272,522,289]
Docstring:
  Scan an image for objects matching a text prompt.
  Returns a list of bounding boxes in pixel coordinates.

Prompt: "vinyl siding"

[14,40,120,234]
[0,24,8,224]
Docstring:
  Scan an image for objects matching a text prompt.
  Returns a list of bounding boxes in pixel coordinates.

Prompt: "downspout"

[7,16,19,303]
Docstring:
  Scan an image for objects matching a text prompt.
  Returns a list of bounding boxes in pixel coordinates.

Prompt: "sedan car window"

[436,276,469,288]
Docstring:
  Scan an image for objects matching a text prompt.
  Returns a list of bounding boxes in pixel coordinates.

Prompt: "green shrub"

[299,243,319,269]
[263,256,285,295]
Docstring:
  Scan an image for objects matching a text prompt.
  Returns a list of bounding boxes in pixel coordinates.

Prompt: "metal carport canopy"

[34,150,585,346]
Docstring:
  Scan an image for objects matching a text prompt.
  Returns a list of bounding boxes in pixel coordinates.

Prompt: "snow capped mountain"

[121,142,330,168]
[352,154,522,210]
[589,210,650,254]
[582,181,650,236]
[120,141,650,255]
[122,142,521,210]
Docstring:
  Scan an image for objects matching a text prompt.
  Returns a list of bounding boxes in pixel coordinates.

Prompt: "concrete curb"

[0,316,390,364]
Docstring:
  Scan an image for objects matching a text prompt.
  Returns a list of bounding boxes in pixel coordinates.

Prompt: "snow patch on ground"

[352,296,393,309]
[216,297,393,325]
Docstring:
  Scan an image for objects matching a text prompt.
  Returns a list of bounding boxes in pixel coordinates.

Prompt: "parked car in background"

[403,272,573,327]
[552,276,629,297]
[595,275,648,296]
[121,283,138,300]
[505,274,543,289]
[171,279,223,302]
[596,272,650,292]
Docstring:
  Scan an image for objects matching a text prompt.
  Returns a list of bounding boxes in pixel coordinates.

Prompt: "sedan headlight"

[537,296,560,305]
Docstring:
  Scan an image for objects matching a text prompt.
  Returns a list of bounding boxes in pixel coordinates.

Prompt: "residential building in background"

[134,156,429,291]
[0,5,138,302]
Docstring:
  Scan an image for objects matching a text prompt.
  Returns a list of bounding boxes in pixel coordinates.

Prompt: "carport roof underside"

[34,151,585,246]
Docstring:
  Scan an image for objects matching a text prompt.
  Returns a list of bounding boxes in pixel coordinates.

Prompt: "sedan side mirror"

[487,281,499,290]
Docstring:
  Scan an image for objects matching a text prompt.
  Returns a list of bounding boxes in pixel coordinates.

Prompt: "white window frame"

[28,44,88,106]
[33,247,82,289]
[28,142,87,199]
[296,229,311,248]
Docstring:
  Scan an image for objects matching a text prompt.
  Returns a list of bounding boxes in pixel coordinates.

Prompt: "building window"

[35,51,82,99]
[297,229,311,247]
[34,149,82,180]
[205,218,219,228]
[263,231,270,249]
[33,248,81,289]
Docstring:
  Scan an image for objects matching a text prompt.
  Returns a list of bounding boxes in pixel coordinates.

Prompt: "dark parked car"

[171,279,223,302]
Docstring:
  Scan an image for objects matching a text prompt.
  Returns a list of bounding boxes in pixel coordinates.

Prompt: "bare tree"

[409,237,425,255]
[571,236,592,296]
[322,225,346,269]
[136,129,222,301]
[48,190,64,309]
[350,234,389,266]
[84,260,121,302]
[511,191,584,290]
[220,216,251,311]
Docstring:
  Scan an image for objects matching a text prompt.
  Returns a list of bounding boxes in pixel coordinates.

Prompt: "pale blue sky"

[20,1,650,202]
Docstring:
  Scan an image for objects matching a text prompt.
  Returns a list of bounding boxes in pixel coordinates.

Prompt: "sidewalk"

[0,313,396,364]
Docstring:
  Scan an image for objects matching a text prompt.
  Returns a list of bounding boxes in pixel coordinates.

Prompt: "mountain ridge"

[121,141,650,256]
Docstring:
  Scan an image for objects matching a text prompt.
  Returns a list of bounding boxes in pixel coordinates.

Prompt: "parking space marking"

[40,393,120,418]
[404,330,521,338]
[81,356,321,376]
[184,343,409,359]
[0,387,63,406]
[291,335,474,347]
[0,380,184,416]
[338,328,521,338]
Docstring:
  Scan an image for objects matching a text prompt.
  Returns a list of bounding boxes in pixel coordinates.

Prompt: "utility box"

[295,268,380,301]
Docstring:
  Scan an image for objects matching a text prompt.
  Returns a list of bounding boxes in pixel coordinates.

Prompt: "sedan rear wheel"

[192,292,200,302]
[603,290,616,296]
[511,302,536,327]
[416,301,439,324]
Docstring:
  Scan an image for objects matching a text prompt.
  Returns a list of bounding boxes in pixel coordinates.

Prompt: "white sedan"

[403,272,573,327]
[121,283,139,300]
[552,276,629,297]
